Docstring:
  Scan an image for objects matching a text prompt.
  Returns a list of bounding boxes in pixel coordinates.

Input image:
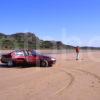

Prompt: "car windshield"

[32,51,41,56]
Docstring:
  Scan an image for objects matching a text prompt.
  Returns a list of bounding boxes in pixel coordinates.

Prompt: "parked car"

[1,50,56,67]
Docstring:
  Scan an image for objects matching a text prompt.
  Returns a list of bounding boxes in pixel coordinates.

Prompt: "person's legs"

[76,53,79,60]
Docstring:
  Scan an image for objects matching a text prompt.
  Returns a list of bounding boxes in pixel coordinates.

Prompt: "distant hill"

[0,32,100,50]
[80,46,100,50]
[0,32,74,49]
[0,32,39,49]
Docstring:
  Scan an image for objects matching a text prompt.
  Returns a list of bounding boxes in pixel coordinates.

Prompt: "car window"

[24,51,29,56]
[32,51,36,55]
[24,50,32,56]
[15,51,25,56]
[28,51,32,56]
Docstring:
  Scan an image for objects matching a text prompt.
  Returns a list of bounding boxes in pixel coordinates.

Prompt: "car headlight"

[51,58,56,61]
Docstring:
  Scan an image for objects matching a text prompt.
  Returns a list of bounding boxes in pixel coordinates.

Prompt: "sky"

[0,0,100,46]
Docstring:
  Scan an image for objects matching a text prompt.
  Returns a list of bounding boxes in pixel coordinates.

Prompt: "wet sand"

[0,50,100,100]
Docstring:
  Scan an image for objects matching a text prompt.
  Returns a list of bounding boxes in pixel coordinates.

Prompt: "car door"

[25,51,39,64]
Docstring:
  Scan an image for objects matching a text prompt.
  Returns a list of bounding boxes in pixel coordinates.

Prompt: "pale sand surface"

[0,50,100,100]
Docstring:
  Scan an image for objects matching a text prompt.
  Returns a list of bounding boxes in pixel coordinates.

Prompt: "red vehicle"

[1,50,56,67]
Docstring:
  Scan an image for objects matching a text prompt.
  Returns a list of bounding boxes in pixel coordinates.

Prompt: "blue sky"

[0,0,100,46]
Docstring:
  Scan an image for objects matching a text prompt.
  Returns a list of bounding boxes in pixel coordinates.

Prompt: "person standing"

[75,46,80,60]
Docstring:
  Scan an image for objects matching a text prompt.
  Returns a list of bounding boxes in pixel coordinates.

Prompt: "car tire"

[40,60,48,67]
[7,60,14,67]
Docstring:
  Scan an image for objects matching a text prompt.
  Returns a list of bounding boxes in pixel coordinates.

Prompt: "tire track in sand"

[75,69,100,81]
[54,68,100,95]
[54,68,75,95]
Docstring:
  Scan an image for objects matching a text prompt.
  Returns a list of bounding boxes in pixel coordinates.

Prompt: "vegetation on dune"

[0,32,100,50]
[0,32,74,50]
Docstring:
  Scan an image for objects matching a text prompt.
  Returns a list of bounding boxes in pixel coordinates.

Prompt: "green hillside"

[0,32,74,50]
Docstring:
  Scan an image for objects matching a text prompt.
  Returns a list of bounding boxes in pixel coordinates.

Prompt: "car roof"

[12,49,34,53]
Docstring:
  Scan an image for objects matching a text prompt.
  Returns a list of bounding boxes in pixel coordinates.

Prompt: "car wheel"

[7,60,14,67]
[40,60,48,67]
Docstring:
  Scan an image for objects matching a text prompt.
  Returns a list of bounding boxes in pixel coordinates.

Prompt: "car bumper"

[48,59,56,65]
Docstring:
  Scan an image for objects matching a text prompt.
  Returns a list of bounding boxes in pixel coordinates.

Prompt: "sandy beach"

[0,50,100,100]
